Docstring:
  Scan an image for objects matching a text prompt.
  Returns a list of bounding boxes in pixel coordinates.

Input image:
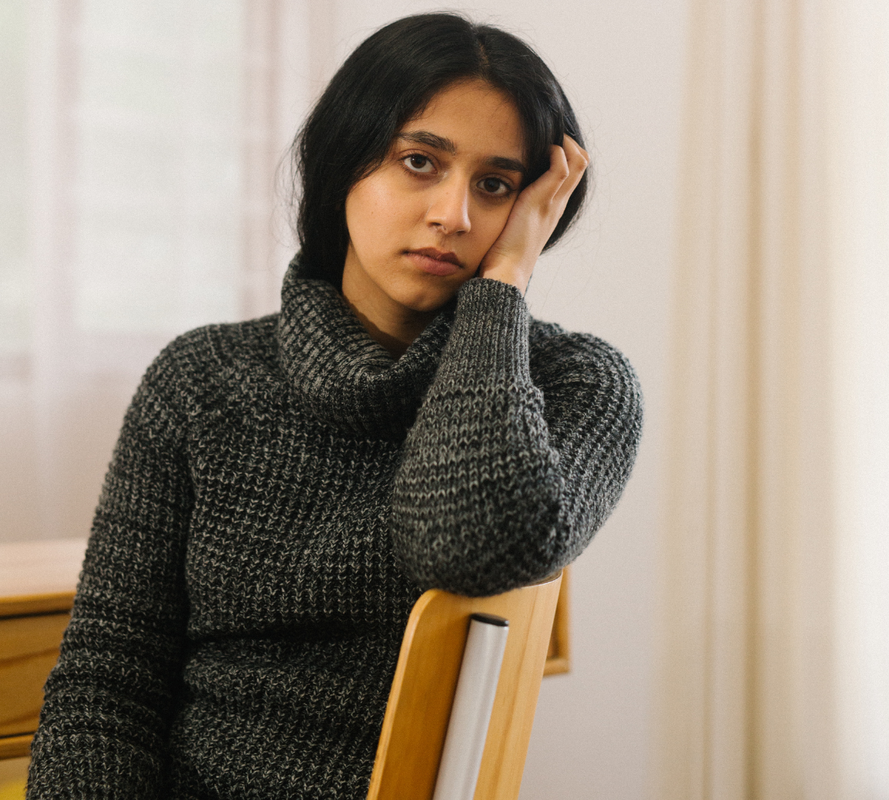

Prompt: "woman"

[27,13,642,799]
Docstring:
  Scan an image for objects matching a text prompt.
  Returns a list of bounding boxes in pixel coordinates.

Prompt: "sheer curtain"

[658,0,889,797]
[0,0,312,544]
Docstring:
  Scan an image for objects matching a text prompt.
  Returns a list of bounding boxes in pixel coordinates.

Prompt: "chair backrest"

[367,571,563,800]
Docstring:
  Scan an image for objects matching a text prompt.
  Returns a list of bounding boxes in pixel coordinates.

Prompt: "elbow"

[390,492,568,597]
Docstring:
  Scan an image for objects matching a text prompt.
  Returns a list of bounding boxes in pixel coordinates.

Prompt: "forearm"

[392,280,567,595]
[391,278,643,597]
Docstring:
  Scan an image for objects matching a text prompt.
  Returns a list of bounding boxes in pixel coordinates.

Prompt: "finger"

[535,139,584,219]
[562,135,590,171]
[536,142,582,218]
[558,136,589,194]
[519,144,569,204]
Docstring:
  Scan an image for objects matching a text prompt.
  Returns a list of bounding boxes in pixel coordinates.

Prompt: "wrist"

[477,258,534,294]
[439,279,530,379]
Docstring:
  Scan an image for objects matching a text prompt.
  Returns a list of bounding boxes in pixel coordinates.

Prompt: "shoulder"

[529,318,640,388]
[528,318,643,433]
[156,314,278,372]
[137,314,282,417]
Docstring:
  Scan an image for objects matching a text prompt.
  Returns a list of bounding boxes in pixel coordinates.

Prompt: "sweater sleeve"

[27,348,193,800]
[390,278,643,596]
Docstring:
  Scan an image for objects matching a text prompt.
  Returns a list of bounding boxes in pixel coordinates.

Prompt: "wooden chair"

[367,572,563,800]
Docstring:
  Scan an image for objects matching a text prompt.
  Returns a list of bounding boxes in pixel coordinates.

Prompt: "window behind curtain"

[0,0,30,358]
[0,0,304,543]
[72,0,245,336]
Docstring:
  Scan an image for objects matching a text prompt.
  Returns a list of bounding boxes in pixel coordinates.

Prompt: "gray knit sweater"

[27,260,642,799]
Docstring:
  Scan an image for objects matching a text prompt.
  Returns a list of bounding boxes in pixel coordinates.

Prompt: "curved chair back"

[367,572,563,800]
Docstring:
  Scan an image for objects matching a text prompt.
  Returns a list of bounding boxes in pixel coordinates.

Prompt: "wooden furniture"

[0,539,88,762]
[367,572,563,800]
[0,539,569,767]
[544,565,570,676]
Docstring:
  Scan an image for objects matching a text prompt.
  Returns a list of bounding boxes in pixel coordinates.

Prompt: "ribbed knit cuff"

[440,278,531,382]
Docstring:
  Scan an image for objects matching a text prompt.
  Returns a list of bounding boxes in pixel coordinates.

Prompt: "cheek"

[345,184,380,238]
[345,177,416,250]
[477,202,516,246]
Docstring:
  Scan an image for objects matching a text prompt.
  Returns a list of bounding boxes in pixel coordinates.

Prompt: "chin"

[396,284,462,315]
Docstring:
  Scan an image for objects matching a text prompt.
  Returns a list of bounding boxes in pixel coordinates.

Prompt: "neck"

[343,297,433,358]
[340,256,437,358]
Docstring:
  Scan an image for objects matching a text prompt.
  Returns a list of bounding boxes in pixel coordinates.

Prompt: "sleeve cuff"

[438,278,531,382]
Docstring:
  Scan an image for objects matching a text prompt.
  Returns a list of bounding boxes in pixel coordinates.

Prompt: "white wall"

[313,2,689,797]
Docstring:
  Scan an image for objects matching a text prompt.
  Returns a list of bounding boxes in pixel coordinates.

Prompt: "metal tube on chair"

[432,613,509,800]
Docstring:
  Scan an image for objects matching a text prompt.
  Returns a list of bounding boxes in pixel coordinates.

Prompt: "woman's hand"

[477,135,589,293]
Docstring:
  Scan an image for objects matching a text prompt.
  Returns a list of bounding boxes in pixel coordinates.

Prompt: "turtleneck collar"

[276,256,453,439]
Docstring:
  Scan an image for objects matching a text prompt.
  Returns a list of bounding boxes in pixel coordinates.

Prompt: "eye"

[477,176,513,197]
[402,154,435,174]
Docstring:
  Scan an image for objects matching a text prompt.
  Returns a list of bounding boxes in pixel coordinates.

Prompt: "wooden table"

[0,539,86,760]
[0,538,569,763]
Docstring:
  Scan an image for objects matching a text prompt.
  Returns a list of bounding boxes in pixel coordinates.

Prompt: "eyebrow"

[396,131,527,176]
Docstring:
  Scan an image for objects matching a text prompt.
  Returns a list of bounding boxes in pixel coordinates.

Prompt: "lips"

[405,248,463,277]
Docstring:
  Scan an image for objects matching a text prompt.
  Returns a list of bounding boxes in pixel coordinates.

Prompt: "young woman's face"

[342,79,526,322]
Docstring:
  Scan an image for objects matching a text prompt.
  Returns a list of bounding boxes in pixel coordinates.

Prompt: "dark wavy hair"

[290,13,589,287]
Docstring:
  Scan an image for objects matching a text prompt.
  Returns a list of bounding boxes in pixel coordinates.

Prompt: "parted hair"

[290,12,589,287]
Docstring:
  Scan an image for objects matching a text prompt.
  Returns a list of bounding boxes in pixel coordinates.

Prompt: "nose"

[425,177,471,235]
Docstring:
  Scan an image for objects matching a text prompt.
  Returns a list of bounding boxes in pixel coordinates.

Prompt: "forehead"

[400,80,526,162]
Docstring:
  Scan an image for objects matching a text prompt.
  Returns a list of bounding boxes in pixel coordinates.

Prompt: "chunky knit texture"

[27,260,642,799]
